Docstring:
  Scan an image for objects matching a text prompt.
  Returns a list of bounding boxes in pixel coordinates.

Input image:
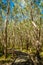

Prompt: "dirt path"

[0,50,43,65]
[11,50,34,65]
[11,50,43,65]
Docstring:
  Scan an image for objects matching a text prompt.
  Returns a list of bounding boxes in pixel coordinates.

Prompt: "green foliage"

[2,4,7,10]
[0,0,43,60]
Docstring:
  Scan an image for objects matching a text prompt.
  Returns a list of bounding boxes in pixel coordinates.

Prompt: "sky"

[2,0,14,10]
[2,0,43,13]
[2,0,27,10]
[1,0,43,21]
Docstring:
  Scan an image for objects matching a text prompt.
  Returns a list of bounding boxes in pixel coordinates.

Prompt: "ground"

[0,50,43,65]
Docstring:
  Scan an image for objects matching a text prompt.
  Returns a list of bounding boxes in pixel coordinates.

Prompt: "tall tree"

[4,0,10,58]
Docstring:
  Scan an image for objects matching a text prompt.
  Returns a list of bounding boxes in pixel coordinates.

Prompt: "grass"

[0,48,43,62]
[22,48,36,54]
[0,54,13,62]
[40,52,43,58]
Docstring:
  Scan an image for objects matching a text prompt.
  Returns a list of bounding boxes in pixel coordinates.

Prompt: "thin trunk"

[25,36,29,54]
[12,43,14,58]
[4,0,10,58]
[20,35,23,50]
[30,2,38,30]
[30,2,33,21]
[5,20,8,58]
[30,2,41,61]
[39,18,41,41]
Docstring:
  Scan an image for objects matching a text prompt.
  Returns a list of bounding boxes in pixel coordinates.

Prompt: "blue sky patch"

[1,0,43,21]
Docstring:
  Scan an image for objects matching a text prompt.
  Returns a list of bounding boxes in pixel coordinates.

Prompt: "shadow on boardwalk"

[11,50,43,65]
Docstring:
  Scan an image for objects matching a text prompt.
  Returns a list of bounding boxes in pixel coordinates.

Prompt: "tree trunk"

[5,20,8,58]
[4,0,10,58]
